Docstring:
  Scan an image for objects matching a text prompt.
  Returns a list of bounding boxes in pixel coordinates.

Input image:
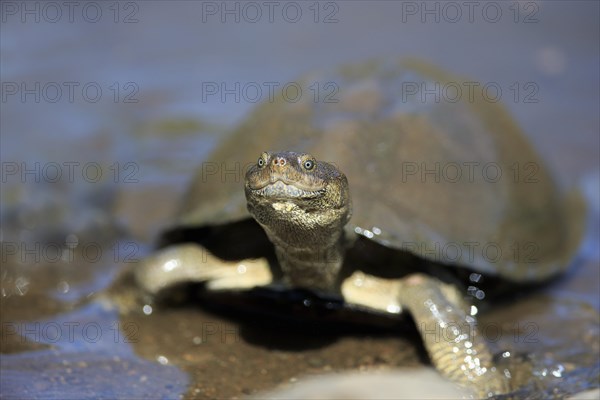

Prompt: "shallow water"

[1,2,599,399]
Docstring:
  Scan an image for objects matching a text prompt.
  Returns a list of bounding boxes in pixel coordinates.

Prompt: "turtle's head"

[245,151,350,246]
[245,151,350,213]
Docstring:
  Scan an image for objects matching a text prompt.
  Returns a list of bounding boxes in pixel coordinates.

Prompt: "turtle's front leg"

[134,243,273,295]
[396,274,509,397]
[342,272,509,397]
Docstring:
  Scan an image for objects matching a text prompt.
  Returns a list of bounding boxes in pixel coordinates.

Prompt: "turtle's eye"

[257,156,265,168]
[303,159,315,171]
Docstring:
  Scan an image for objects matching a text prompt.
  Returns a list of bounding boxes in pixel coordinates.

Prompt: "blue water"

[1,303,189,399]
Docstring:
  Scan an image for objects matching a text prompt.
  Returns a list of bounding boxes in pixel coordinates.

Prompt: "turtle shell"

[172,59,585,282]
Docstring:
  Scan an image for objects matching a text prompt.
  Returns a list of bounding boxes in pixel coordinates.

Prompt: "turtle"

[132,59,585,397]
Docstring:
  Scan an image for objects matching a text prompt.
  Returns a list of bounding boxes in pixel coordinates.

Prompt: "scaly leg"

[134,243,273,295]
[342,272,509,397]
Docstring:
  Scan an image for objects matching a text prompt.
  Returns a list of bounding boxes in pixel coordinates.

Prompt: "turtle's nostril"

[273,158,286,166]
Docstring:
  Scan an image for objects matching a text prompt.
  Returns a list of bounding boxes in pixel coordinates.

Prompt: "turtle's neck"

[244,151,351,294]
[263,218,346,293]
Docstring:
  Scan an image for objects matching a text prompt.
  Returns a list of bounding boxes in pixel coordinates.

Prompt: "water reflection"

[1,303,189,399]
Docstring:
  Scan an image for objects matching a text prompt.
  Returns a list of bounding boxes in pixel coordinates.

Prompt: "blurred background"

[1,1,598,399]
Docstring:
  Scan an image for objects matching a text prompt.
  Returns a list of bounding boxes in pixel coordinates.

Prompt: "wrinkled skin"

[245,151,350,292]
